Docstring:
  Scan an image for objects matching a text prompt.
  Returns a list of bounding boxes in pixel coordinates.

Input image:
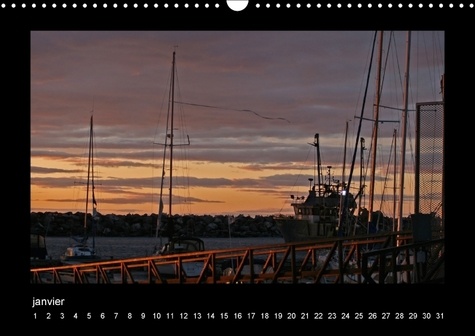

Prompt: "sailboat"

[153,51,205,258]
[61,114,102,264]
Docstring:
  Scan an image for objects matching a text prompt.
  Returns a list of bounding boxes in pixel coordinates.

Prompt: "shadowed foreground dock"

[31,230,444,284]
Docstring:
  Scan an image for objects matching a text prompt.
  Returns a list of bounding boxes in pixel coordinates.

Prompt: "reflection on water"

[44,236,285,260]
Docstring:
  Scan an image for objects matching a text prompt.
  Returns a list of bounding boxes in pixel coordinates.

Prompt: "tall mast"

[338,31,377,236]
[155,50,190,246]
[397,31,411,232]
[392,128,397,231]
[358,136,366,234]
[169,50,176,220]
[341,121,349,193]
[85,114,93,237]
[368,31,383,226]
[91,114,97,251]
[338,121,349,232]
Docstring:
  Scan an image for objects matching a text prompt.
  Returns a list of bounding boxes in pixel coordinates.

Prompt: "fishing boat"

[275,133,359,243]
[152,51,205,274]
[61,115,102,265]
[276,32,403,243]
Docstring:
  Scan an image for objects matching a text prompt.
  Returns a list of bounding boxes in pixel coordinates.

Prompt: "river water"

[44,236,286,260]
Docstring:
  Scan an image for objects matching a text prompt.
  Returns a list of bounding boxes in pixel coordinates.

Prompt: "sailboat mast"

[338,121,349,232]
[154,50,191,245]
[368,30,383,226]
[392,128,397,231]
[338,31,377,236]
[397,31,411,232]
[91,114,97,251]
[341,121,349,191]
[84,114,93,237]
[358,136,366,234]
[168,50,176,219]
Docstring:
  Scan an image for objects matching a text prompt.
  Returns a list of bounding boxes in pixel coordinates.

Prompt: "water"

[44,236,286,260]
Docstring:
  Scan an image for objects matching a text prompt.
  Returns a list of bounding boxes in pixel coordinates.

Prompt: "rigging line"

[175,101,292,123]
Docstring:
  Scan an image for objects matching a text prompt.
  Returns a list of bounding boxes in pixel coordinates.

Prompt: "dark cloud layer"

[31,31,444,216]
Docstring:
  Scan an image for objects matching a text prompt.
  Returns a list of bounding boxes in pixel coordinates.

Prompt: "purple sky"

[30,31,445,216]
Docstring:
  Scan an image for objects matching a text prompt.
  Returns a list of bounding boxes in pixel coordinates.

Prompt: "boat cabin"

[159,236,205,255]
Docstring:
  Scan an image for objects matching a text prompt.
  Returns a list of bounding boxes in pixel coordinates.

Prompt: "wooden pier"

[30,230,444,285]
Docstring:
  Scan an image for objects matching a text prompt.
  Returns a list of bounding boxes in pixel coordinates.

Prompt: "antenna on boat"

[308,133,322,196]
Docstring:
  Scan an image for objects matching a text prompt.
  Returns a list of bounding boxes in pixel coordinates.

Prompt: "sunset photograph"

[4,0,468,321]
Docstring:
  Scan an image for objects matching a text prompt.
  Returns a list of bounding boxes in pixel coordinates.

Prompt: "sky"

[30,31,445,217]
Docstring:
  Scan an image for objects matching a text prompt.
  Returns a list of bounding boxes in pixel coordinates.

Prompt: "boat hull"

[275,218,336,243]
[60,255,104,265]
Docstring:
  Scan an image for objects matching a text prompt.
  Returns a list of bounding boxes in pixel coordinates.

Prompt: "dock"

[30,230,444,285]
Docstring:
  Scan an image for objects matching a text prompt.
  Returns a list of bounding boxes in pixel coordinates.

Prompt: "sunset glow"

[31,31,444,217]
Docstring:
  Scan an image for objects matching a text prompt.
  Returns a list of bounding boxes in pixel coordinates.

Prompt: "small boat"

[157,235,205,255]
[61,114,103,265]
[61,241,102,265]
[156,235,206,278]
[275,133,358,243]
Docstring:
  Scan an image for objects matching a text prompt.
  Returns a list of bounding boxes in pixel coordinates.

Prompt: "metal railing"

[31,231,443,284]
